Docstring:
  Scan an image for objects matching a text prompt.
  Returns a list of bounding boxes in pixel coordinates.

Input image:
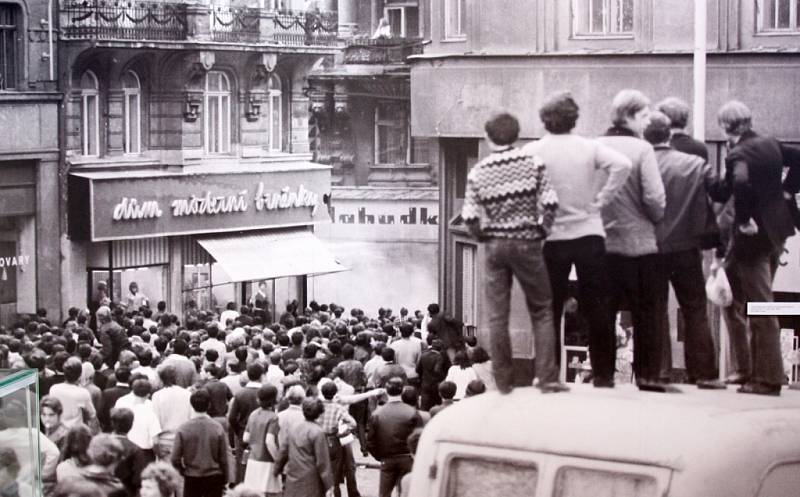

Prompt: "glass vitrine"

[0,369,41,497]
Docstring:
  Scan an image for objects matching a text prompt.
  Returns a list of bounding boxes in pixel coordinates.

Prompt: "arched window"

[204,71,231,154]
[80,70,100,156]
[122,71,141,154]
[267,73,282,152]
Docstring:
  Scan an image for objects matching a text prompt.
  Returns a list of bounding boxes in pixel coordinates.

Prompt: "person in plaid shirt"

[462,112,568,395]
[319,382,358,497]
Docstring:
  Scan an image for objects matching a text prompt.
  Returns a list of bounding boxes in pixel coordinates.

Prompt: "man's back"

[229,385,260,436]
[417,350,446,388]
[391,339,422,379]
[152,385,192,432]
[654,147,716,253]
[367,401,422,460]
[172,415,228,478]
[50,383,94,428]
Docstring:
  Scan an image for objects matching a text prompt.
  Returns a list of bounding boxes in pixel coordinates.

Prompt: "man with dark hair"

[157,338,197,388]
[390,323,422,388]
[99,367,132,432]
[274,397,333,497]
[172,389,229,497]
[429,381,457,418]
[282,331,305,363]
[367,377,423,497]
[655,96,708,160]
[152,365,192,460]
[200,363,233,418]
[523,92,632,388]
[96,306,129,369]
[228,363,264,482]
[462,111,567,394]
[200,324,226,367]
[109,407,147,495]
[644,111,725,390]
[416,339,448,411]
[319,382,358,497]
[375,348,407,389]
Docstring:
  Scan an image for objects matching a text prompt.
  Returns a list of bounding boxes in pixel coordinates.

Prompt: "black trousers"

[606,253,662,383]
[543,236,615,381]
[183,473,225,497]
[653,248,718,381]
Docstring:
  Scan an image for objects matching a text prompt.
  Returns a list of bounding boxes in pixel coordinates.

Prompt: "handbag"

[706,267,733,307]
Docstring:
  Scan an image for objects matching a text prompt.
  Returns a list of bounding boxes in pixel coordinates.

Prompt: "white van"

[406,384,800,497]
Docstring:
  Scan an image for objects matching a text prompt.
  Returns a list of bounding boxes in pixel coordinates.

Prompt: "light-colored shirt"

[0,428,59,487]
[364,356,386,388]
[277,404,306,449]
[49,382,96,428]
[131,365,161,390]
[220,310,240,328]
[152,385,192,433]
[445,366,478,400]
[115,394,162,449]
[390,338,422,379]
[522,134,632,242]
[200,338,227,367]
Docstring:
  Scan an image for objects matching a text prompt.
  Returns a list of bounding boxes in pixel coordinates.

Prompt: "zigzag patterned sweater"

[462,146,559,240]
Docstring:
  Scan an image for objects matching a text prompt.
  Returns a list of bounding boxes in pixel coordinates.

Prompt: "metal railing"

[60,0,188,40]
[210,7,259,43]
[272,9,338,47]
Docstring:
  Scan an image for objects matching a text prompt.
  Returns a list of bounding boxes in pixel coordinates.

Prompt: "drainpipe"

[48,0,54,80]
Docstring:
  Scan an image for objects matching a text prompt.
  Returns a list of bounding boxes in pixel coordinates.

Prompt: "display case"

[0,369,41,497]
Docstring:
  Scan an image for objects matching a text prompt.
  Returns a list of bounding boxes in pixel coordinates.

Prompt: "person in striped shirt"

[462,112,568,395]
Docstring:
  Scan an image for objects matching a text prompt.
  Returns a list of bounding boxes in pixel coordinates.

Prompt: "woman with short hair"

[56,424,93,483]
[139,461,181,497]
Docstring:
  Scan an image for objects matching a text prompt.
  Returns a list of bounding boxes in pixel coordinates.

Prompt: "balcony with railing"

[343,37,424,64]
[59,1,340,48]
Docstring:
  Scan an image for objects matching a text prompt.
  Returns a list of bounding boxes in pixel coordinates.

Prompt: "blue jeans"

[485,238,559,390]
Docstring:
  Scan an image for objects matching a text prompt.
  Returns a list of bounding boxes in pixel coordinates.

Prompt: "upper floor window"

[0,4,18,90]
[122,71,141,154]
[443,0,466,40]
[375,102,408,165]
[758,0,800,32]
[386,3,420,38]
[80,70,100,156]
[204,71,231,154]
[267,74,282,152]
[572,0,633,37]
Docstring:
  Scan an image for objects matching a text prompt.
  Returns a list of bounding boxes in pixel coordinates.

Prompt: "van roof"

[422,384,800,472]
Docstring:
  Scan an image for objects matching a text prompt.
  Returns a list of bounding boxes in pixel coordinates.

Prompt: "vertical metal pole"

[693,0,707,141]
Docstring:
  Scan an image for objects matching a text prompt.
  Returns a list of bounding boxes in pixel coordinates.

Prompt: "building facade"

[410,0,800,377]
[0,0,60,326]
[58,0,346,321]
[307,0,439,314]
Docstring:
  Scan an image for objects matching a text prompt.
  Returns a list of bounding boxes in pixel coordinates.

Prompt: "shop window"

[757,0,800,31]
[386,4,420,38]
[268,73,282,152]
[122,71,142,154]
[375,102,408,165]
[442,138,479,216]
[443,0,466,40]
[0,3,18,90]
[80,70,100,156]
[572,0,634,37]
[204,71,231,154]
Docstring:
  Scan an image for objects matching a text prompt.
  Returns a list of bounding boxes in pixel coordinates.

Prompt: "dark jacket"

[367,400,423,461]
[427,315,464,350]
[114,435,147,496]
[670,132,709,161]
[172,415,229,479]
[416,349,448,390]
[99,384,132,432]
[653,146,719,252]
[228,385,260,439]
[707,131,798,257]
[98,320,129,368]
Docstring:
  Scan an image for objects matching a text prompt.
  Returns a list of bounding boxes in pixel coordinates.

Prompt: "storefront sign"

[0,254,31,268]
[69,165,331,241]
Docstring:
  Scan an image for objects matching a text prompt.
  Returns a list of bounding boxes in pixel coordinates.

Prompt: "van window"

[758,463,800,497]
[446,457,538,497]
[555,467,657,497]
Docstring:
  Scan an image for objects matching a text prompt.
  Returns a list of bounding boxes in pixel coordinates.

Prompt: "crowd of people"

[0,300,490,497]
[463,91,799,396]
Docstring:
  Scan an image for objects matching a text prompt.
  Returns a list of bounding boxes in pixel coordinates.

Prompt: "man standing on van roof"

[461,112,568,394]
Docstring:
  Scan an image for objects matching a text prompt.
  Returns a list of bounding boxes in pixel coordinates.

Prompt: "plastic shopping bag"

[706,268,733,307]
